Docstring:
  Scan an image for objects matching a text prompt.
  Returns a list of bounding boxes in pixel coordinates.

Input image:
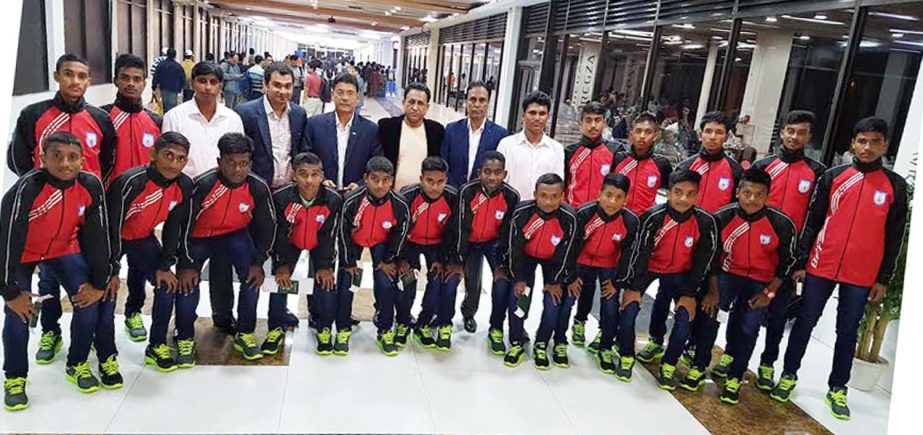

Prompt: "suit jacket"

[235,98,309,184]
[378,115,445,174]
[440,118,509,187]
[305,111,381,187]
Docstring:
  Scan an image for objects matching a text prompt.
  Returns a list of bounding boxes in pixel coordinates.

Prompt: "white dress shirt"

[264,96,292,187]
[162,99,244,178]
[394,121,428,191]
[335,113,354,188]
[496,131,565,201]
[467,118,485,179]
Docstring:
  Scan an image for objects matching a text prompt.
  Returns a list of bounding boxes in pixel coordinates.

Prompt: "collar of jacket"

[735,204,767,222]
[594,203,622,223]
[365,190,391,206]
[535,204,560,220]
[630,145,655,161]
[299,186,330,207]
[480,183,504,198]
[217,171,247,189]
[53,92,87,114]
[146,164,178,188]
[578,135,603,149]
[698,147,727,162]
[853,158,884,173]
[114,93,144,114]
[42,168,77,190]
[666,204,695,223]
[777,145,806,163]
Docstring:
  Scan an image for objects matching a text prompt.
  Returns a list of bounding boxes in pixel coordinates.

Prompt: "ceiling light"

[895,40,923,48]
[394,7,402,11]
[400,26,410,31]
[799,35,811,40]
[870,12,919,21]
[893,33,905,38]
[765,16,777,23]
[420,16,437,23]
[781,15,845,26]
[681,43,704,50]
[814,14,828,20]
[672,24,694,29]
[891,28,923,35]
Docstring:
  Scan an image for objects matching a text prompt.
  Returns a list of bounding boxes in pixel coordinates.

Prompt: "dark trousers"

[122,236,164,317]
[186,230,260,334]
[291,89,302,105]
[460,240,502,320]
[4,254,113,378]
[37,266,63,335]
[783,274,870,389]
[403,243,461,328]
[646,272,694,365]
[689,273,766,372]
[760,279,794,365]
[208,254,235,326]
[573,265,625,351]
[574,266,604,324]
[328,243,396,332]
[161,91,179,113]
[506,257,560,344]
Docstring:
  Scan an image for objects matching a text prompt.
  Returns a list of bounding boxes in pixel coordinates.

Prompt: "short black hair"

[632,111,659,129]
[699,111,733,132]
[467,80,491,97]
[739,168,771,192]
[522,91,552,112]
[114,54,147,78]
[535,173,565,190]
[56,53,89,72]
[784,110,816,127]
[43,132,82,154]
[292,152,323,169]
[668,169,702,189]
[581,102,607,118]
[217,132,253,156]
[366,156,395,176]
[253,55,264,64]
[332,72,359,93]
[421,156,448,174]
[602,173,630,194]
[263,62,293,84]
[404,82,431,102]
[481,150,506,169]
[854,116,890,141]
[155,131,191,152]
[192,61,224,82]
[166,48,177,59]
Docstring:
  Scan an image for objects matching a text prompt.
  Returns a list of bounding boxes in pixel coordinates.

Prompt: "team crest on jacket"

[760,234,772,245]
[647,175,658,188]
[383,220,393,229]
[437,212,448,223]
[142,133,156,148]
[316,214,326,223]
[874,190,888,206]
[798,179,812,194]
[77,205,86,216]
[495,210,505,220]
[600,164,611,175]
[168,200,178,211]
[550,234,562,246]
[684,235,694,248]
[613,233,623,241]
[85,132,98,148]
[239,202,250,213]
[718,177,731,191]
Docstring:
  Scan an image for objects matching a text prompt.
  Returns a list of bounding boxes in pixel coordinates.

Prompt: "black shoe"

[261,328,286,355]
[463,317,477,333]
[350,316,360,327]
[533,343,550,370]
[98,356,124,390]
[283,310,300,328]
[214,318,238,335]
[308,316,318,330]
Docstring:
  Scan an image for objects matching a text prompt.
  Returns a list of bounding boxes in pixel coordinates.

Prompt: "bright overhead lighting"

[895,39,923,48]
[870,12,919,21]
[893,33,905,39]
[400,25,410,31]
[765,16,777,23]
[614,29,654,38]
[672,24,694,29]
[781,15,845,26]
[682,43,704,50]
[860,40,881,48]
[799,35,811,41]
[891,28,923,35]
[420,16,437,23]
[711,35,723,40]
[814,13,828,20]
[394,7,402,11]
[385,11,391,16]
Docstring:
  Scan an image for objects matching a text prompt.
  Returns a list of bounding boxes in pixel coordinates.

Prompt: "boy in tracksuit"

[630,170,718,390]
[456,151,520,353]
[337,156,410,357]
[678,169,796,405]
[107,132,194,372]
[103,54,165,341]
[398,157,461,351]
[176,133,277,362]
[2,133,113,410]
[272,153,341,356]
[769,117,908,420]
[567,173,639,378]
[715,110,825,387]
[501,174,578,370]
[8,54,117,365]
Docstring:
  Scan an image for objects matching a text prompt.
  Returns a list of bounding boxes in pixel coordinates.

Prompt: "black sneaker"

[333,330,351,356]
[66,362,101,394]
[377,330,398,356]
[504,344,525,367]
[552,343,569,368]
[571,321,586,347]
[3,378,28,411]
[487,328,506,356]
[679,347,695,368]
[350,316,360,327]
[637,341,664,363]
[658,363,678,391]
[395,324,410,349]
[145,343,178,372]
[826,387,851,420]
[711,354,733,379]
[414,325,436,348]
[233,333,264,361]
[756,365,775,391]
[99,355,124,390]
[435,325,452,352]
[614,356,635,382]
[35,331,63,365]
[769,373,798,403]
[316,328,334,356]
[680,366,706,392]
[176,339,196,368]
[463,317,477,333]
[261,327,286,356]
[532,343,550,370]
[284,310,300,328]
[597,350,616,374]
[213,317,237,335]
[720,377,742,404]
[587,332,601,354]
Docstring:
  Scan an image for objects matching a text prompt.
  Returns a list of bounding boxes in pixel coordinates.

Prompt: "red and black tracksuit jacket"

[177,170,277,269]
[611,147,674,215]
[751,147,826,232]
[107,164,194,274]
[564,136,616,207]
[400,184,459,264]
[567,202,640,287]
[712,204,797,283]
[502,201,578,286]
[630,203,718,296]
[8,93,116,180]
[799,160,909,288]
[338,188,410,268]
[453,181,520,264]
[675,149,743,213]
[272,185,342,272]
[0,170,110,301]
[101,94,163,181]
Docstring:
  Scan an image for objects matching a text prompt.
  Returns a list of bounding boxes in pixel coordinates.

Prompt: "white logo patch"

[612,233,623,242]
[168,200,178,211]
[142,133,156,148]
[382,220,393,229]
[718,177,731,191]
[77,205,86,216]
[647,174,658,188]
[316,214,326,224]
[684,235,694,248]
[798,179,812,194]
[760,234,772,245]
[550,235,562,246]
[874,190,887,206]
[239,202,250,213]
[85,132,98,148]
[495,210,505,220]
[437,212,448,223]
[600,164,611,175]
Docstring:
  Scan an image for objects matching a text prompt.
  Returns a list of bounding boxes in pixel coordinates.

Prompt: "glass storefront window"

[486,42,503,118]
[596,28,654,140]
[511,36,545,131]
[553,32,603,145]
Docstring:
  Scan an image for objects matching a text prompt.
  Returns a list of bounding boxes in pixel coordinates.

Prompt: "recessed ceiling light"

[814,14,828,20]
[893,33,905,39]
[799,35,811,40]
[870,12,919,21]
[765,16,777,23]
[395,7,402,11]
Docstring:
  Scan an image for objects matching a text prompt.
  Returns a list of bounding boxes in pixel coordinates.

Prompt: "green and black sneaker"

[614,355,635,382]
[720,377,742,405]
[176,339,195,368]
[35,331,63,365]
[395,324,411,349]
[552,343,569,368]
[145,343,178,372]
[711,354,733,379]
[756,365,775,391]
[571,321,586,347]
[658,363,678,391]
[533,343,550,370]
[124,313,148,342]
[504,344,526,367]
[99,355,124,390]
[233,333,264,361]
[488,329,506,356]
[825,387,851,420]
[587,331,601,354]
[679,347,696,368]
[637,341,664,363]
[414,325,436,349]
[769,373,798,403]
[680,366,706,392]
[597,349,616,374]
[333,330,351,356]
[316,328,334,356]
[3,378,28,411]
[377,330,398,357]
[261,327,286,356]
[66,362,101,394]
[435,325,452,352]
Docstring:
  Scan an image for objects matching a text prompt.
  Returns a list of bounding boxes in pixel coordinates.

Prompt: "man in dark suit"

[378,82,445,191]
[305,73,382,192]
[440,80,509,333]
